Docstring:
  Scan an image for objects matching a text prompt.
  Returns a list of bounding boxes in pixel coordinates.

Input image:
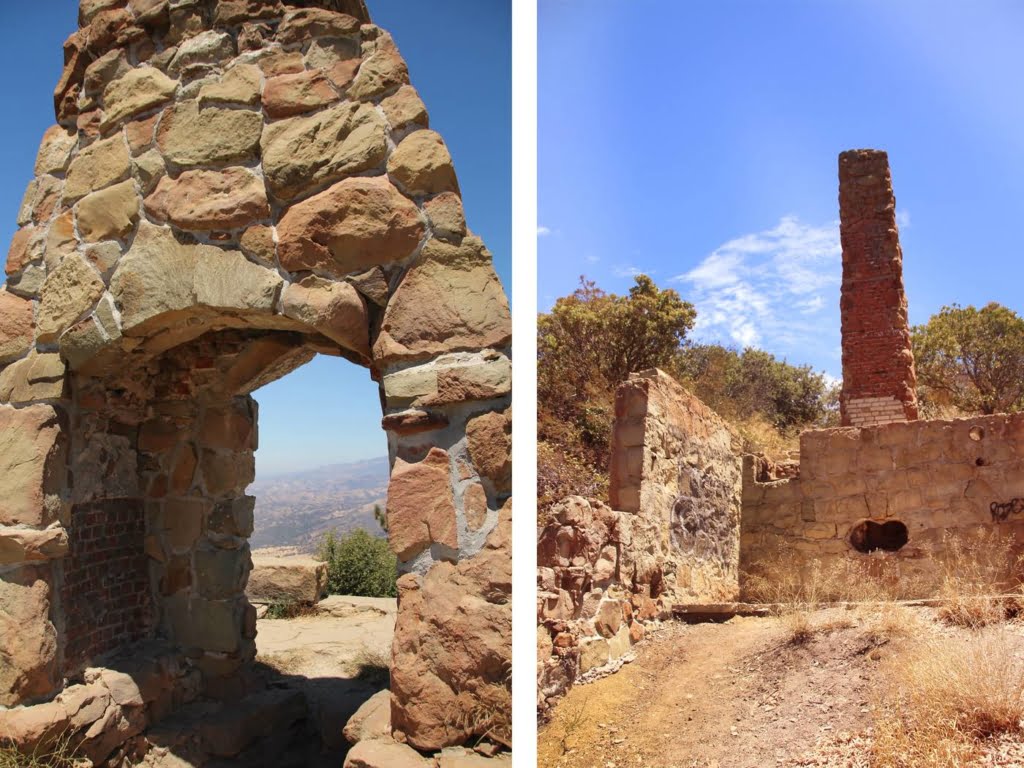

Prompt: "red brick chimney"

[838,149,918,427]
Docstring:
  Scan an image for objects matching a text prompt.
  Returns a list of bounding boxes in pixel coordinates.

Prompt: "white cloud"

[612,265,651,278]
[896,209,911,229]
[537,226,552,236]
[674,215,842,357]
[584,253,599,264]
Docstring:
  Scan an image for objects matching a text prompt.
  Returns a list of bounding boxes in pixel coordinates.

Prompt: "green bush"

[317,528,397,598]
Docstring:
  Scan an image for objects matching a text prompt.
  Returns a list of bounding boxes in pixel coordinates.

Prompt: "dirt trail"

[538,613,884,768]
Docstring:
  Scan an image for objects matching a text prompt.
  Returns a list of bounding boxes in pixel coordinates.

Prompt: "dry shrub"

[351,645,390,685]
[860,602,922,647]
[937,528,1024,628]
[872,628,1024,767]
[445,666,511,748]
[732,413,800,460]
[0,733,81,768]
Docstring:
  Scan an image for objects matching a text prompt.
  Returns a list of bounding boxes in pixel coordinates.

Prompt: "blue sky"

[539,0,1024,382]
[0,1,510,476]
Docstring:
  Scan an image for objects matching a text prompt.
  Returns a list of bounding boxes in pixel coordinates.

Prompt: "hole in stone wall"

[976,457,987,466]
[970,426,985,441]
[848,519,909,553]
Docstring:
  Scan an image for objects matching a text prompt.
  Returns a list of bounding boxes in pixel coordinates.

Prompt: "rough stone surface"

[343,739,431,768]
[246,555,327,605]
[380,85,427,129]
[37,254,105,343]
[144,167,270,231]
[76,179,140,242]
[342,689,390,744]
[64,133,131,202]
[0,565,59,706]
[156,101,263,167]
[101,66,177,129]
[0,405,67,528]
[260,102,388,200]
[387,129,459,197]
[374,237,511,362]
[276,176,424,276]
[281,275,369,357]
[467,408,511,495]
[387,447,458,561]
[0,290,34,364]
[34,125,76,176]
[198,63,262,106]
[262,69,338,118]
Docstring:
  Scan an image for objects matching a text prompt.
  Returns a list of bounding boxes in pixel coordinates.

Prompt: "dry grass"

[937,528,1024,628]
[872,627,1024,767]
[262,598,318,620]
[0,733,81,768]
[350,645,391,685]
[443,666,512,749]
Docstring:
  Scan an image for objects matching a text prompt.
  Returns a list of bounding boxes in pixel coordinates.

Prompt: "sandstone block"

[381,409,449,436]
[0,564,59,705]
[37,255,105,344]
[212,0,284,26]
[595,599,622,638]
[17,175,62,227]
[0,353,67,403]
[200,450,255,497]
[260,102,388,201]
[381,84,427,129]
[374,237,511,363]
[198,63,262,106]
[467,407,511,495]
[424,192,466,239]
[382,353,511,408]
[101,66,177,129]
[144,167,270,231]
[342,689,391,744]
[64,133,131,202]
[240,225,277,267]
[390,506,511,750]
[0,527,68,565]
[578,636,610,672]
[281,275,369,357]
[200,402,255,452]
[348,36,408,100]
[168,30,236,78]
[195,249,282,314]
[463,482,489,531]
[277,8,360,44]
[0,290,34,364]
[132,148,167,193]
[34,125,77,176]
[262,69,338,118]
[387,130,459,197]
[343,738,431,768]
[387,446,458,560]
[76,179,140,242]
[277,176,423,276]
[246,554,327,605]
[195,545,251,600]
[156,101,263,168]
[125,113,160,154]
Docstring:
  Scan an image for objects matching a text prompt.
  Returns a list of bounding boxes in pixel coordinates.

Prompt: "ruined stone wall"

[537,369,742,714]
[741,414,1024,591]
[838,149,918,427]
[610,368,743,602]
[0,0,511,760]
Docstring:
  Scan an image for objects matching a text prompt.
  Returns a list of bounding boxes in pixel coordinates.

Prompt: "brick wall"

[838,149,919,427]
[61,500,154,674]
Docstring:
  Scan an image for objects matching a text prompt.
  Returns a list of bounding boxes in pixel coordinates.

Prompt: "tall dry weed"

[872,627,1024,767]
[937,527,1024,628]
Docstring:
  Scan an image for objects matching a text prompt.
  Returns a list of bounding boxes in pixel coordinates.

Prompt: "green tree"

[537,275,696,510]
[912,302,1024,415]
[317,529,397,598]
[373,504,387,532]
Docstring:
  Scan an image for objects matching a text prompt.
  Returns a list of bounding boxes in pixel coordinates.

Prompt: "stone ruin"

[0,1,511,766]
[537,148,1024,713]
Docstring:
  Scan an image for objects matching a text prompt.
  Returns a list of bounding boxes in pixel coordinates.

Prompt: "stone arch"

[0,0,510,760]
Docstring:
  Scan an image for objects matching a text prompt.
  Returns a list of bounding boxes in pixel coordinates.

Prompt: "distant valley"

[248,456,389,553]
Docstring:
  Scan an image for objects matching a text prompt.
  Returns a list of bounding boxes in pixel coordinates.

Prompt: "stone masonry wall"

[838,149,919,427]
[0,0,512,759]
[741,414,1024,592]
[610,368,743,602]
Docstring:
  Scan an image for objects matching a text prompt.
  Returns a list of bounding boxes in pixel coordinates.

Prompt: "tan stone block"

[374,237,510,363]
[195,249,281,314]
[132,148,166,193]
[156,100,263,168]
[387,446,458,560]
[34,125,77,176]
[37,255,105,344]
[64,133,131,202]
[163,497,207,551]
[246,554,327,605]
[277,176,423,275]
[101,66,177,129]
[195,545,250,600]
[423,192,466,239]
[381,84,428,129]
[239,225,277,267]
[281,275,370,357]
[0,290,34,365]
[200,402,255,452]
[262,69,338,118]
[198,63,262,107]
[0,564,59,706]
[342,689,390,745]
[76,179,140,242]
[144,166,270,231]
[255,48,305,78]
[17,175,62,227]
[466,407,511,495]
[578,636,609,673]
[168,30,236,78]
[201,450,255,498]
[387,130,459,197]
[463,482,488,531]
[803,521,837,539]
[0,527,68,565]
[260,102,388,201]
[344,739,431,768]
[348,35,409,100]
[170,443,197,495]
[125,112,160,154]
[277,7,360,43]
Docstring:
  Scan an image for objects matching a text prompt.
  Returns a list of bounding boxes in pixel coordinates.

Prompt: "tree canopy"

[912,302,1024,415]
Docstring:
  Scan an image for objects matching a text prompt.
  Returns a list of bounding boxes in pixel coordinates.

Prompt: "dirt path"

[538,612,888,768]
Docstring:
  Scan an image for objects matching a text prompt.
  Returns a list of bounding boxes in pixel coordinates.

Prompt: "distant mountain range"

[249,456,389,553]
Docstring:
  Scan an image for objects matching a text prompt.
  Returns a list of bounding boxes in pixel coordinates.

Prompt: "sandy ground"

[538,607,1024,768]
